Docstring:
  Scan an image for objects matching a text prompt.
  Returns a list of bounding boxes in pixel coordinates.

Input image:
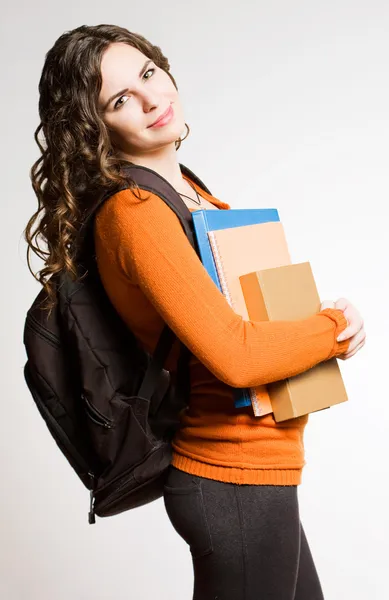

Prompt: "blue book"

[192,208,280,409]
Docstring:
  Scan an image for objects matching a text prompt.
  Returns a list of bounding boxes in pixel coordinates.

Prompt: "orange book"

[208,221,291,417]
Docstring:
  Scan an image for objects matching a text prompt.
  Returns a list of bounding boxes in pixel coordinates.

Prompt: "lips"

[148,104,173,128]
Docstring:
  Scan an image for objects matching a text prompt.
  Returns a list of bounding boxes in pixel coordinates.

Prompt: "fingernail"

[337,335,344,342]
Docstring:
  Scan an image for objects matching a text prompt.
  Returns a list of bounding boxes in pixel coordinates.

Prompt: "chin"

[155,122,184,144]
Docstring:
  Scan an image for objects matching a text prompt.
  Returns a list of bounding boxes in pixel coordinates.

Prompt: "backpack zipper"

[94,444,162,511]
[81,393,114,429]
[25,364,99,526]
[24,313,108,525]
[25,313,61,348]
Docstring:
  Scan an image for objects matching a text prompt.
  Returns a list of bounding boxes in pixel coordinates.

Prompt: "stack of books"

[192,208,348,422]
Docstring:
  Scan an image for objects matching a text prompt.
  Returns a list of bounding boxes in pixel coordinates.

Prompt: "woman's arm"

[95,188,350,388]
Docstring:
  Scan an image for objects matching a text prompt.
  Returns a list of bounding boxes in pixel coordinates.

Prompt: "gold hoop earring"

[175,123,190,150]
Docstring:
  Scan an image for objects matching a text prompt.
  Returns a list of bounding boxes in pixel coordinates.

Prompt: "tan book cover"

[240,263,348,422]
[208,221,292,417]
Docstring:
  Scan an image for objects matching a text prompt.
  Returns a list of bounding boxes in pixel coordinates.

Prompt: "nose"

[141,90,159,113]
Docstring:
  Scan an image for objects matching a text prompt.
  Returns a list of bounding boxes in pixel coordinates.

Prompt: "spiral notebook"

[208,221,292,417]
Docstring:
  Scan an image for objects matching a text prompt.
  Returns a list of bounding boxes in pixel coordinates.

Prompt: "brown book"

[240,263,348,422]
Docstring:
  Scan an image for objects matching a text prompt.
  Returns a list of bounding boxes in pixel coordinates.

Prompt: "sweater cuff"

[317,308,351,359]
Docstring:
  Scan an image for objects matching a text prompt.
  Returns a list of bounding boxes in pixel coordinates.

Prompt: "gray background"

[2,1,388,598]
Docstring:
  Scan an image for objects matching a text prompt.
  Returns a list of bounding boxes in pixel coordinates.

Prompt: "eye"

[143,67,155,80]
[114,95,129,110]
[113,68,156,110]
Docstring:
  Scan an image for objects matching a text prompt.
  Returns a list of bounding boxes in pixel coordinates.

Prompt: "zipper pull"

[89,490,96,524]
[88,471,96,525]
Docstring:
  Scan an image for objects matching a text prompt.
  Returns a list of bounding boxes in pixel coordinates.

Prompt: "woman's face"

[98,42,185,158]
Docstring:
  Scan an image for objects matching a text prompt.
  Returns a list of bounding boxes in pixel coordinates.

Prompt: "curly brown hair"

[24,24,183,315]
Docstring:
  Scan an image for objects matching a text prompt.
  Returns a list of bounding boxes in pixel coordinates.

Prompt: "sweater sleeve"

[95,188,350,388]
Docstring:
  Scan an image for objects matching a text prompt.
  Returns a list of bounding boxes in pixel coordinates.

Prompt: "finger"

[342,337,366,359]
[342,328,366,353]
[337,316,363,342]
[338,342,361,361]
[335,299,363,336]
[344,332,366,355]
[334,297,350,311]
[343,304,362,326]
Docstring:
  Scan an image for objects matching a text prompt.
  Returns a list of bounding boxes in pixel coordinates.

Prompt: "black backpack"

[23,162,212,524]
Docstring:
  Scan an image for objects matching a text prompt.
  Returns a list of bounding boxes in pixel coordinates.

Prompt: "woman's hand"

[320,297,366,360]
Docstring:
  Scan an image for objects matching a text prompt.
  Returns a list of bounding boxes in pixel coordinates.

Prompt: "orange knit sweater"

[93,172,350,486]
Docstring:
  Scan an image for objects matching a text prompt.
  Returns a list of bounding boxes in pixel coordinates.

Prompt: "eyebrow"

[101,59,153,111]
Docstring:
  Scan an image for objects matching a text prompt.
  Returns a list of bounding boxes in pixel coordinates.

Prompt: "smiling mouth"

[148,104,174,128]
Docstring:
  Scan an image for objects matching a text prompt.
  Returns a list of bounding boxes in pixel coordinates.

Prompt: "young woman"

[24,24,366,600]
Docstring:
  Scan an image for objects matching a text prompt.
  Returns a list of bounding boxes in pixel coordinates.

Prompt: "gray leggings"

[163,465,325,600]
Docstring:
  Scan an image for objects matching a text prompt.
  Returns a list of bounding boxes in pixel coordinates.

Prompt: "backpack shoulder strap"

[80,162,209,252]
[179,163,212,195]
[116,163,209,404]
[118,162,210,249]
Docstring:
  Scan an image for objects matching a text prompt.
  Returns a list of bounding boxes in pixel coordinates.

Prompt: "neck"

[117,144,185,190]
